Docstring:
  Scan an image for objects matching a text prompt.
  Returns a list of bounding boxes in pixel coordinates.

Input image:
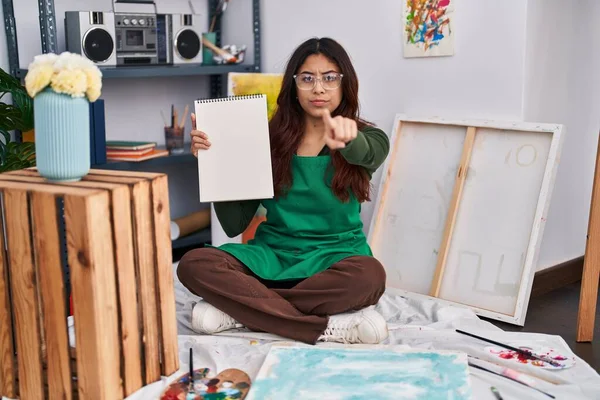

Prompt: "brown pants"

[177,247,386,344]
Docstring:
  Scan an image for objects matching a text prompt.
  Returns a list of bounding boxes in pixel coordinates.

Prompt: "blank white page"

[194,94,274,202]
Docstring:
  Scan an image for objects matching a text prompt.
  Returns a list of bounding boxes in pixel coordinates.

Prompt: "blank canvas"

[371,122,465,294]
[194,95,274,202]
[438,128,553,315]
[369,115,564,325]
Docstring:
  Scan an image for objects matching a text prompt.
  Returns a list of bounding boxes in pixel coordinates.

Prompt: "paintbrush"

[160,110,168,127]
[456,329,563,368]
[209,0,229,32]
[464,347,569,385]
[173,107,179,130]
[490,386,503,400]
[186,348,196,399]
[179,104,189,129]
[202,37,237,63]
[468,359,555,398]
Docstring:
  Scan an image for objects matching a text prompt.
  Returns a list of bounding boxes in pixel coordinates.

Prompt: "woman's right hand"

[190,113,211,157]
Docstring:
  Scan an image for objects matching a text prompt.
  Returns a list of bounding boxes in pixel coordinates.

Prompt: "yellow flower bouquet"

[25,52,102,102]
[25,52,103,181]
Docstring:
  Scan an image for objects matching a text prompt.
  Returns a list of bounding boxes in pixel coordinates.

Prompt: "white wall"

[523,0,600,269]
[2,0,599,270]
[261,0,529,234]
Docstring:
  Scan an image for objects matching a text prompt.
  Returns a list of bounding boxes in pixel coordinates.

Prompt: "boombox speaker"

[65,11,117,66]
[171,14,204,65]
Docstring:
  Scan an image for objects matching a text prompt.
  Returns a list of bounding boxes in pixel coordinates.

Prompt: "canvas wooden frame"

[368,115,564,325]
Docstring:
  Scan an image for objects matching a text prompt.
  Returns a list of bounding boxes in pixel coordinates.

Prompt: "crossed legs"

[176,247,387,344]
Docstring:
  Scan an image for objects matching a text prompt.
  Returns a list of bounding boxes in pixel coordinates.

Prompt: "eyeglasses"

[293,72,344,90]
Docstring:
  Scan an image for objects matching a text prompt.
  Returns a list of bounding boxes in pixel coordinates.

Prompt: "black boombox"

[65,11,205,67]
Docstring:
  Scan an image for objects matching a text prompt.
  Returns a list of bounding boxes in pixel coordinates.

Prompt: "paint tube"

[468,356,555,396]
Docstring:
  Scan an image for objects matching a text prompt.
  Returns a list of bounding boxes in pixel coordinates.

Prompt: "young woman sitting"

[178,37,390,345]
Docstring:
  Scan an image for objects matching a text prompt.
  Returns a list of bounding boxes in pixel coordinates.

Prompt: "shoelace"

[213,312,242,331]
[320,315,361,343]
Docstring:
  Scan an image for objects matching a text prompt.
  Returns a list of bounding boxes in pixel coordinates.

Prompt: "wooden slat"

[577,133,600,342]
[130,179,162,383]
[82,173,162,382]
[0,194,17,398]
[429,127,477,297]
[73,180,144,395]
[0,173,123,191]
[30,192,72,399]
[108,184,144,396]
[65,192,122,399]
[87,168,163,179]
[82,175,146,185]
[151,176,179,375]
[2,170,145,189]
[0,179,102,196]
[4,169,39,177]
[370,121,403,251]
[3,189,44,399]
[24,166,162,180]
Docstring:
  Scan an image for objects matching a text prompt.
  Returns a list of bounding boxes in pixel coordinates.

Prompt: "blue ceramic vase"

[34,88,90,181]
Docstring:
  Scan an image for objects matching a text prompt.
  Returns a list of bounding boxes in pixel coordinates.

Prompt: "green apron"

[215,154,372,281]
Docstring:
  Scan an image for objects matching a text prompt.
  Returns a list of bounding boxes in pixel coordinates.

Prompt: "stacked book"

[105,141,169,162]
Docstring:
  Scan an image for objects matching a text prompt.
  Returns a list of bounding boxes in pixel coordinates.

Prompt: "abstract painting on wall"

[246,345,473,399]
[227,73,283,120]
[403,0,455,58]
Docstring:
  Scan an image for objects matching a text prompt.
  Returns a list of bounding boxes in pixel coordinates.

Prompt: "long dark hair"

[268,37,372,203]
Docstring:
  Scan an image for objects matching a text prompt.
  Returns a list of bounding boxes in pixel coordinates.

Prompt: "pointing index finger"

[321,108,333,124]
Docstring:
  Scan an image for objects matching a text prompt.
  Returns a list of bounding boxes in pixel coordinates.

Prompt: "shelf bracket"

[2,0,20,77]
[209,0,223,98]
[38,0,58,54]
[253,0,261,72]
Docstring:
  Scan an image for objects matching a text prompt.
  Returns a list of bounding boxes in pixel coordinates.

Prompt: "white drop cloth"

[122,263,600,399]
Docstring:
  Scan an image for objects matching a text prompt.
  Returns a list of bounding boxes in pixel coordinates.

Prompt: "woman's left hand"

[321,109,357,150]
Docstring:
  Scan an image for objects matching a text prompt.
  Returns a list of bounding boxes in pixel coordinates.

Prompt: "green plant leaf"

[0,141,36,172]
[17,142,35,161]
[0,103,26,131]
[11,92,33,131]
[0,66,34,132]
[0,128,10,145]
[0,129,9,165]
[0,67,23,95]
[0,66,36,172]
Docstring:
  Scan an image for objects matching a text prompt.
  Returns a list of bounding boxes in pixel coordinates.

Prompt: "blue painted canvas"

[246,345,473,400]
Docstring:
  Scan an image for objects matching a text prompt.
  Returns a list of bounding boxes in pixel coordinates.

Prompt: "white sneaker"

[318,308,389,344]
[191,300,243,334]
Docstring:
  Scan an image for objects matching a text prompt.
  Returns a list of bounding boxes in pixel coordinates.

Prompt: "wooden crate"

[0,168,179,399]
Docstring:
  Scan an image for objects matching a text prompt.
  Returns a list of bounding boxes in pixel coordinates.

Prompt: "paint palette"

[159,367,251,400]
[485,344,575,370]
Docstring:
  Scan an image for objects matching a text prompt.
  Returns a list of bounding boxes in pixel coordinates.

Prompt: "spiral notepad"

[194,94,274,202]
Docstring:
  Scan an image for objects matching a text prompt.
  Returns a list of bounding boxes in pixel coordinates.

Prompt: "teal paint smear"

[249,347,472,400]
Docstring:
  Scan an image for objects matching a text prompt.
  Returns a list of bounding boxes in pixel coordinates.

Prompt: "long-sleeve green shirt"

[213,126,390,237]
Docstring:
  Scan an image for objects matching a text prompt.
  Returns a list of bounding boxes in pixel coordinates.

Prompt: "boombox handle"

[112,0,158,15]
[112,0,200,15]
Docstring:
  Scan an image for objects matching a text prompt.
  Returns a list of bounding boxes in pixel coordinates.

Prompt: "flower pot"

[34,88,90,182]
